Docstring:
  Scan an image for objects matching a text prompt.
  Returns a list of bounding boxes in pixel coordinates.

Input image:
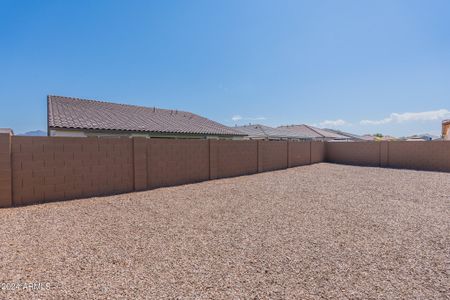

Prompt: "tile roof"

[234,124,309,140]
[48,96,244,136]
[323,128,372,141]
[278,124,349,139]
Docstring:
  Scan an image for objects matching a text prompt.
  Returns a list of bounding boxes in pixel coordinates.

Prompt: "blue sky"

[1,0,449,136]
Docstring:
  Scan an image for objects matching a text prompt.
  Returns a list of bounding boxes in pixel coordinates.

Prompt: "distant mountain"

[19,130,47,136]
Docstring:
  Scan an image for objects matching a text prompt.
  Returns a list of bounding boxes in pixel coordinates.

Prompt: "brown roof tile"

[234,124,310,139]
[278,124,350,139]
[48,95,244,136]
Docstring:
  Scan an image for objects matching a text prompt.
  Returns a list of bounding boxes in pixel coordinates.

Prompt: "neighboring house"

[405,137,430,142]
[234,124,309,140]
[361,135,376,141]
[278,124,350,141]
[381,135,397,141]
[47,95,245,139]
[361,134,397,141]
[18,130,47,136]
[403,134,438,141]
[443,120,450,140]
[323,129,373,141]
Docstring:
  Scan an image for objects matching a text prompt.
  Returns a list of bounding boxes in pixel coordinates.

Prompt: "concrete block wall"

[288,141,311,167]
[326,142,381,167]
[133,137,148,191]
[146,139,210,189]
[325,141,450,172]
[380,142,389,167]
[210,140,258,179]
[0,130,12,208]
[3,134,449,208]
[311,141,326,163]
[258,140,288,172]
[0,135,326,207]
[11,136,134,206]
[388,141,450,172]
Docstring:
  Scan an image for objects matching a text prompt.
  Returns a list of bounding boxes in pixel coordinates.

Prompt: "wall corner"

[257,140,263,172]
[0,129,13,208]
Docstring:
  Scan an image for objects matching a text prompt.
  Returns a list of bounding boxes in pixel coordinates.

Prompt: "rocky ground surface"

[0,163,449,299]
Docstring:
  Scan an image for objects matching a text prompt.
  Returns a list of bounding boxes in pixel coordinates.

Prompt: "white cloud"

[231,115,266,122]
[318,119,350,127]
[360,109,450,125]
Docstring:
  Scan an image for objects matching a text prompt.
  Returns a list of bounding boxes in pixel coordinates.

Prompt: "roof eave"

[49,126,246,137]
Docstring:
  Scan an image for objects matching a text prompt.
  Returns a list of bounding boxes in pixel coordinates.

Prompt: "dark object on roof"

[48,96,244,136]
[234,124,309,140]
[401,134,438,141]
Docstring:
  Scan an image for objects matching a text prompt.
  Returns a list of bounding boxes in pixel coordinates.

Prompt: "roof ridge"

[303,124,325,138]
[258,125,270,138]
[47,95,245,136]
[236,124,264,128]
[48,95,190,115]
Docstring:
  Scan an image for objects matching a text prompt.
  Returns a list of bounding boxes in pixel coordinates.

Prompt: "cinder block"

[311,141,325,163]
[210,140,258,179]
[380,142,389,167]
[45,159,66,168]
[54,151,73,161]
[22,175,45,187]
[44,175,65,185]
[325,142,378,166]
[0,155,11,166]
[133,137,148,191]
[43,142,64,153]
[44,189,65,202]
[209,140,218,179]
[54,182,73,193]
[31,142,45,153]
[63,142,83,153]
[257,141,263,172]
[74,151,91,161]
[13,187,34,203]
[146,139,209,189]
[258,140,288,172]
[32,168,55,178]
[21,159,45,170]
[12,152,32,162]
[288,141,311,167]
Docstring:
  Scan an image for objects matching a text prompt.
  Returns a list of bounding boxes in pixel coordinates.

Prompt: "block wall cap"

[0,128,13,135]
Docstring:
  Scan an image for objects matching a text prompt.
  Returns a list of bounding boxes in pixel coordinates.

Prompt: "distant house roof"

[361,135,376,141]
[278,124,349,140]
[323,129,372,141]
[234,124,309,140]
[402,134,437,141]
[48,96,244,136]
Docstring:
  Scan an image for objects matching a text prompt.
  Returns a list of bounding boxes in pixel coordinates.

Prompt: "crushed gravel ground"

[0,163,449,299]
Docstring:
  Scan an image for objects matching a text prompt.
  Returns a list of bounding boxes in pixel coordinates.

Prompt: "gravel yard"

[0,163,449,299]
